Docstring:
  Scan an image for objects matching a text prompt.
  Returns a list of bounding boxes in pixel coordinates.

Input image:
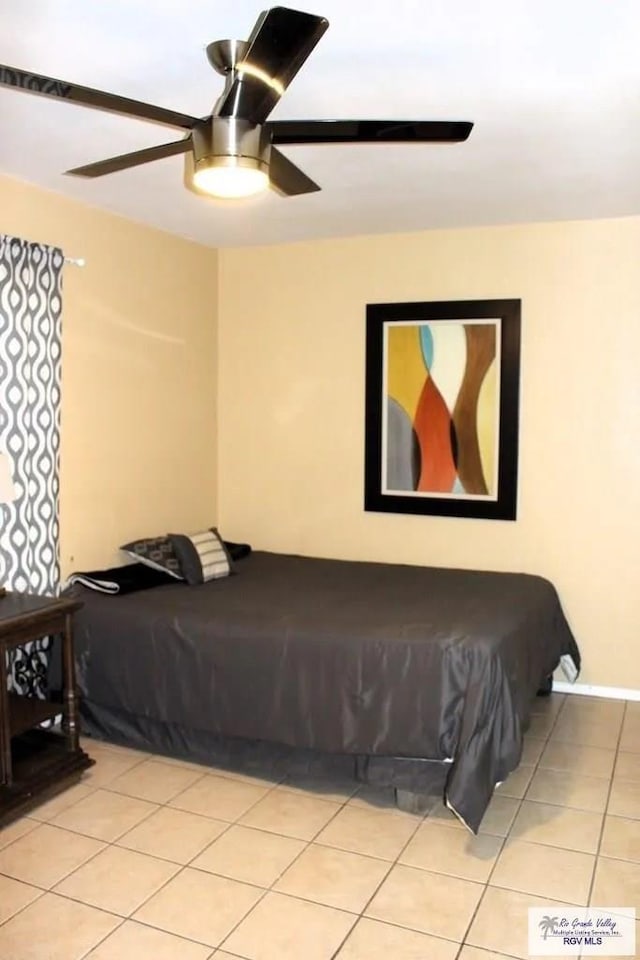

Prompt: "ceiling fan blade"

[0,64,199,130]
[66,138,191,178]
[269,147,320,196]
[270,119,473,145]
[216,7,328,123]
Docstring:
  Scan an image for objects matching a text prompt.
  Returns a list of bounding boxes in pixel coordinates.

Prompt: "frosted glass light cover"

[193,164,268,198]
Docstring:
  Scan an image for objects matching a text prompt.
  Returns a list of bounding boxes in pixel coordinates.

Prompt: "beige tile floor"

[0,693,638,959]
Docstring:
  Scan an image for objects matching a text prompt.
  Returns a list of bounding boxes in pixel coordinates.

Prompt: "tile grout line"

[0,752,353,951]
[327,795,463,960]
[0,791,161,936]
[330,698,563,960]
[10,751,286,854]
[93,763,298,951]
[455,692,565,958]
[212,780,454,954]
[0,882,48,933]
[76,916,128,960]
[101,762,362,953]
[584,698,628,912]
[458,694,629,960]
[23,744,156,834]
[0,753,283,949]
[24,764,294,958]
[213,773,390,955]
[91,749,558,957]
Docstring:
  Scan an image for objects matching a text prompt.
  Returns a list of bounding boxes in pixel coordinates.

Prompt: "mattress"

[72,550,580,831]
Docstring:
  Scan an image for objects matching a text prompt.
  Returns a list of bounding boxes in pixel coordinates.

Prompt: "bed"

[70,550,580,832]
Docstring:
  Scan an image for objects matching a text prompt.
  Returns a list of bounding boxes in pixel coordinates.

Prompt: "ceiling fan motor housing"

[190,116,270,179]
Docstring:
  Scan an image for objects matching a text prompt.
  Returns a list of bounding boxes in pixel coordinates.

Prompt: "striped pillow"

[169,528,231,585]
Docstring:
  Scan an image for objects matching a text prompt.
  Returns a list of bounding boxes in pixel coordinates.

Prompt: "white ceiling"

[1,0,639,248]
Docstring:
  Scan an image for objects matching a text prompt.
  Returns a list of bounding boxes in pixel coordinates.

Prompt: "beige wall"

[1,174,218,575]
[218,217,640,690]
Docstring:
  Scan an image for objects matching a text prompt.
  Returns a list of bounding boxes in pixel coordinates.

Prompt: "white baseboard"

[554,681,640,702]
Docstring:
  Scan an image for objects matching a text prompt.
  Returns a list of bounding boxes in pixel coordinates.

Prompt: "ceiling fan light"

[193,156,268,199]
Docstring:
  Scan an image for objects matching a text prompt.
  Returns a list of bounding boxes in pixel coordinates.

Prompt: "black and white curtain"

[0,235,64,697]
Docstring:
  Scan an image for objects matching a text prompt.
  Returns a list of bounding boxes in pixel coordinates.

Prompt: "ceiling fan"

[0,6,473,200]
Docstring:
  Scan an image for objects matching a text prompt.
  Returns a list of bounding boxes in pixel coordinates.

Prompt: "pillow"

[169,527,232,585]
[120,536,183,579]
[223,540,252,562]
[65,563,177,595]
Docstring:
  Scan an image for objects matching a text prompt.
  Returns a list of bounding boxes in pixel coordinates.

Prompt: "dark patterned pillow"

[120,536,183,579]
[169,528,231,585]
[223,540,252,562]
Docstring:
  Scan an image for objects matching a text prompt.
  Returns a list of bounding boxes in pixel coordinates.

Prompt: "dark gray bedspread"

[72,550,580,831]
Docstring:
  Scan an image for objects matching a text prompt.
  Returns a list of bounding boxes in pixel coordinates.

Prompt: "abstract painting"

[364,299,521,520]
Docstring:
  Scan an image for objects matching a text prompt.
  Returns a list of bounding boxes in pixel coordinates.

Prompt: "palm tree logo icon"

[539,916,559,940]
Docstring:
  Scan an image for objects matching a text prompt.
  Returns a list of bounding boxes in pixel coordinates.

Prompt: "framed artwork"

[364,298,521,520]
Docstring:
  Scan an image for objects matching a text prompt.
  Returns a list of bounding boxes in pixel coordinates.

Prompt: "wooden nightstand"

[0,592,94,826]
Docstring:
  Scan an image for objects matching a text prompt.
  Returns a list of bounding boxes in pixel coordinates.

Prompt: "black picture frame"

[364,298,521,521]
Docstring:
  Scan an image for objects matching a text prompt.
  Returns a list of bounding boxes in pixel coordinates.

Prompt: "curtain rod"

[2,235,85,266]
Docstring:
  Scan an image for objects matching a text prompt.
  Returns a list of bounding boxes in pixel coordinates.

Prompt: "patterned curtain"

[0,235,64,698]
